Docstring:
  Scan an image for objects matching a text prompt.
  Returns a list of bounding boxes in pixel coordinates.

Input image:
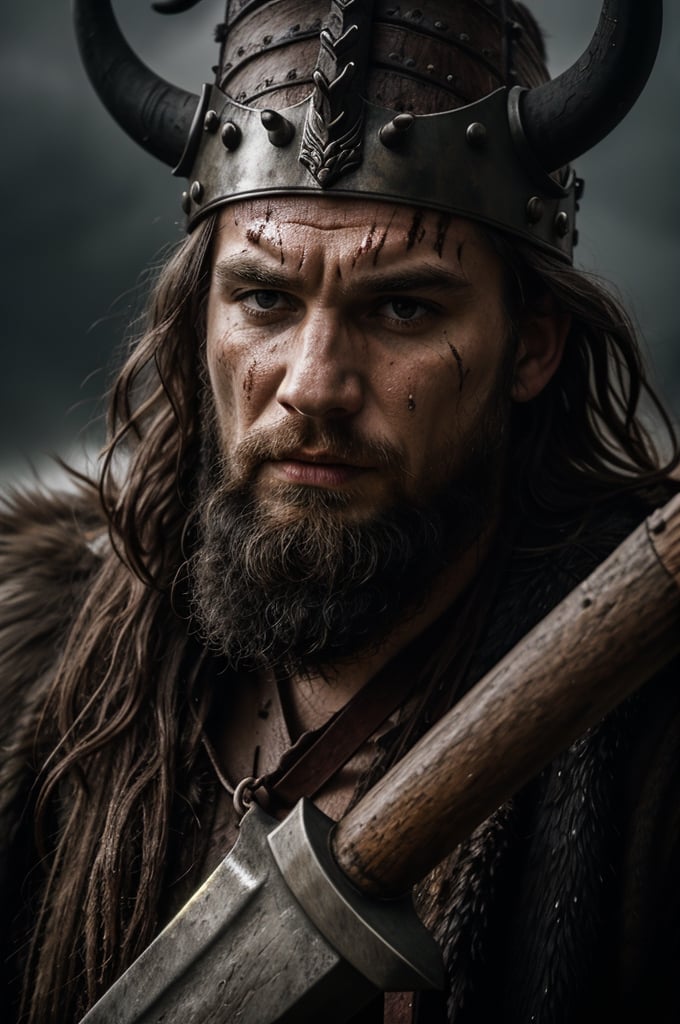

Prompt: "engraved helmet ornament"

[73,0,662,262]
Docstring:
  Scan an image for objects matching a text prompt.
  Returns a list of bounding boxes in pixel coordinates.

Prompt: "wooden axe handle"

[333,493,680,898]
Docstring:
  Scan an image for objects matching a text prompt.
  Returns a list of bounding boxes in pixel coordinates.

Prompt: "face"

[205,197,514,524]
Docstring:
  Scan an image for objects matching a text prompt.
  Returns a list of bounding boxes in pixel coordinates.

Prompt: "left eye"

[380,298,427,321]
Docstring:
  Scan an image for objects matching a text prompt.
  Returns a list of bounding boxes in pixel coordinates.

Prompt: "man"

[1,1,678,1022]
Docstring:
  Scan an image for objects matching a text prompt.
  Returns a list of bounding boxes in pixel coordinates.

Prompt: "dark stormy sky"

[2,1,678,481]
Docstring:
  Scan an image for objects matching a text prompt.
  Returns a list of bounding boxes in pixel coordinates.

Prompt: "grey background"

[2,1,678,481]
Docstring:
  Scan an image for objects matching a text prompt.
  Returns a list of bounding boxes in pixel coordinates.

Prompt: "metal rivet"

[554,211,570,237]
[575,176,585,200]
[263,34,272,44]
[181,190,191,214]
[221,121,242,151]
[466,122,487,147]
[190,180,204,202]
[237,46,245,56]
[388,51,402,62]
[379,112,415,148]
[434,20,447,30]
[509,20,523,40]
[446,73,454,82]
[203,109,220,133]
[404,57,416,68]
[286,67,298,80]
[459,32,470,43]
[426,63,435,72]
[260,108,295,146]
[526,196,544,224]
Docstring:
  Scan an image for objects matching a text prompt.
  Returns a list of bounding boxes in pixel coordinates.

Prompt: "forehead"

[212,195,495,272]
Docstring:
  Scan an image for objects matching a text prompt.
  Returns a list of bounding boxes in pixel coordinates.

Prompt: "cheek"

[207,319,284,434]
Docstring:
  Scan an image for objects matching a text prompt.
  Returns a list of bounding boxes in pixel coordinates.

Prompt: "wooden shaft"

[332,493,680,898]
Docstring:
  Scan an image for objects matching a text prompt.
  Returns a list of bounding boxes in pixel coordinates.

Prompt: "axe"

[80,493,680,1023]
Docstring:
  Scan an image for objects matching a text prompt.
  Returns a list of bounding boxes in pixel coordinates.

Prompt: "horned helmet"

[74,0,662,262]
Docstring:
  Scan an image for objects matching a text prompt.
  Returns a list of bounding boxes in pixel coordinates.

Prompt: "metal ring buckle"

[233,776,257,820]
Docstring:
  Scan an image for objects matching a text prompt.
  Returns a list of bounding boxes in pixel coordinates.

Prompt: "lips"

[271,449,369,486]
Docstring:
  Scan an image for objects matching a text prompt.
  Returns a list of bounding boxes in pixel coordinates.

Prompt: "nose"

[276,311,364,420]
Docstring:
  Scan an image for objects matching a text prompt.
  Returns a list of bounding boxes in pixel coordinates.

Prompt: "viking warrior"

[1,1,679,1022]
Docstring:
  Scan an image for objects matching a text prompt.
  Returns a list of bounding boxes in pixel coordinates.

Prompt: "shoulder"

[0,482,107,752]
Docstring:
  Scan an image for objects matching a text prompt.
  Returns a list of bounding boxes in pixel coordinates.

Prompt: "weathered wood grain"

[333,493,680,897]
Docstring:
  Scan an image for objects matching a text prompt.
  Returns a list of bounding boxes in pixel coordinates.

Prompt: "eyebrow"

[214,255,291,291]
[213,254,470,294]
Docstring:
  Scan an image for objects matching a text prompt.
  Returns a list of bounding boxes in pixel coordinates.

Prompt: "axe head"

[79,800,444,1023]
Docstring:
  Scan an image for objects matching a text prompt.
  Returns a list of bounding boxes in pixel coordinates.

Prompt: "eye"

[240,289,288,312]
[388,298,421,320]
[376,297,432,324]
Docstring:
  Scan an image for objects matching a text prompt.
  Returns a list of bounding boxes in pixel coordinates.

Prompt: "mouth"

[269,449,371,487]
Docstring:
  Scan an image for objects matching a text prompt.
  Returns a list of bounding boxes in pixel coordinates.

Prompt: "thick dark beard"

[188,382,512,675]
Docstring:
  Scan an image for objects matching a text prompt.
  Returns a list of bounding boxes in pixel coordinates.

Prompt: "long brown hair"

[22,211,678,1022]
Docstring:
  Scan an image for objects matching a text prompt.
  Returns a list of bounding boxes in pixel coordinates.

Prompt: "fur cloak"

[0,485,678,1023]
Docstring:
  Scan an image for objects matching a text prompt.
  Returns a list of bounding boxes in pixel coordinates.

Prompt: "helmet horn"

[520,0,663,171]
[73,0,199,168]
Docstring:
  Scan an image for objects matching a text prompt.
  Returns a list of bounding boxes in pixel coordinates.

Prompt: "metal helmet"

[73,0,662,262]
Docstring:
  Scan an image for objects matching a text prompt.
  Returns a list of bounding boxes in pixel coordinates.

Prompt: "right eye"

[239,290,288,311]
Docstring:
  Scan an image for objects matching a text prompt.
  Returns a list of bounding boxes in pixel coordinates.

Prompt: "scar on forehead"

[246,224,264,245]
[245,217,286,263]
[351,221,378,267]
[434,214,452,258]
[406,210,426,250]
[372,208,397,265]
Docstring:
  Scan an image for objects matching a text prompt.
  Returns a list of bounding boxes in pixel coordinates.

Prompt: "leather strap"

[252,642,426,810]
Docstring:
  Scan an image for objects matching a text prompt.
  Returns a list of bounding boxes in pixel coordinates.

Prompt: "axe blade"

[79,801,443,1023]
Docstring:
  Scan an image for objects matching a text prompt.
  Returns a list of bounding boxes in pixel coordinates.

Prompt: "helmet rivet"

[260,109,295,146]
[434,20,447,31]
[379,113,415,149]
[190,180,204,203]
[203,109,219,133]
[526,196,544,224]
[459,33,470,43]
[221,121,242,151]
[181,190,191,214]
[554,211,570,237]
[466,122,487,147]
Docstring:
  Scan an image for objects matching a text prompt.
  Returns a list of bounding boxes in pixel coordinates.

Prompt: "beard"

[188,375,512,675]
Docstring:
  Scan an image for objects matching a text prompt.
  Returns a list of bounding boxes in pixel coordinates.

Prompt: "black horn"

[519,0,663,171]
[152,0,207,13]
[73,0,200,168]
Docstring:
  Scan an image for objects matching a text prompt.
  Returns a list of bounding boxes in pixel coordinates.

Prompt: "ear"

[511,299,570,403]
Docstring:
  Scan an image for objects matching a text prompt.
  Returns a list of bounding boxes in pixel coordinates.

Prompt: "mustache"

[220,419,408,484]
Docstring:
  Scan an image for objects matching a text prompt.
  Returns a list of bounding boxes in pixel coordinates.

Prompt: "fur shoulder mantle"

[0,484,106,811]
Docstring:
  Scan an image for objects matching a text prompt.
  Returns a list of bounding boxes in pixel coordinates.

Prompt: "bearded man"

[1,1,679,1023]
